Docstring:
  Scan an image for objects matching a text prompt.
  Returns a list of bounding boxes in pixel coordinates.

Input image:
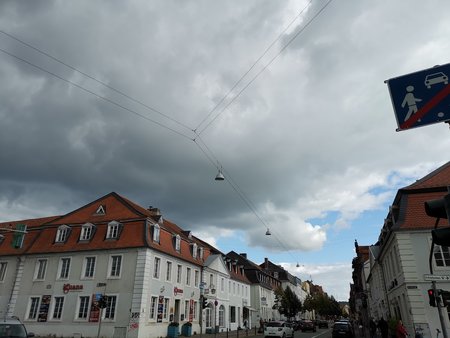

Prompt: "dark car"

[332,321,354,338]
[302,320,316,332]
[318,320,329,328]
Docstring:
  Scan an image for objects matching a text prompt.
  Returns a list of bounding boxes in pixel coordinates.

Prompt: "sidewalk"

[198,328,262,338]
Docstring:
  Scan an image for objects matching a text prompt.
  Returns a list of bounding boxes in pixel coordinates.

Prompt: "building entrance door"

[174,299,180,323]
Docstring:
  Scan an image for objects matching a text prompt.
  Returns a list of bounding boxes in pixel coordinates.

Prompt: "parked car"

[295,320,305,331]
[264,321,295,338]
[0,317,34,338]
[301,320,316,332]
[318,320,329,328]
[332,321,354,338]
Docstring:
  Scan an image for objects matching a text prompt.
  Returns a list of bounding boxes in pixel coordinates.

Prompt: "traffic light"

[202,297,209,309]
[440,290,450,306]
[432,228,450,246]
[98,295,108,309]
[424,194,450,219]
[428,289,436,307]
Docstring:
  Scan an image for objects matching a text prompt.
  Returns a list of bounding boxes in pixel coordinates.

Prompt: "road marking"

[310,329,331,338]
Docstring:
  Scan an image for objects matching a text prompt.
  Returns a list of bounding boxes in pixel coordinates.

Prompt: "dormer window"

[198,247,204,260]
[80,223,95,241]
[192,243,198,258]
[55,225,71,243]
[106,221,122,239]
[153,224,160,243]
[174,235,181,252]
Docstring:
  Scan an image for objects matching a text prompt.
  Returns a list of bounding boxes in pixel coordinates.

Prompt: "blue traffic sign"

[386,63,450,131]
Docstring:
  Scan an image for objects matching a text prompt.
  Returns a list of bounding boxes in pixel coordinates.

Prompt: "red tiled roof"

[393,161,450,229]
[0,192,218,266]
[399,191,449,229]
[404,161,450,190]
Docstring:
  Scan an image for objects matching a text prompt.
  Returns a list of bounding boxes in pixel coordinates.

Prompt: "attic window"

[80,223,95,241]
[198,247,204,260]
[174,235,181,252]
[192,243,198,258]
[56,225,71,243]
[0,234,4,245]
[94,205,106,216]
[153,224,160,243]
[106,221,122,240]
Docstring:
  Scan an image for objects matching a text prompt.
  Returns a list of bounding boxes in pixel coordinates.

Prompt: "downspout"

[379,258,392,319]
[6,256,25,318]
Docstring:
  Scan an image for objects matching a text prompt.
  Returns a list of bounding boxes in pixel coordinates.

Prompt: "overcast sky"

[1,0,450,301]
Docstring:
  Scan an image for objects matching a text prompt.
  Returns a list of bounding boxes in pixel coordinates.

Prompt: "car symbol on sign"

[424,72,448,88]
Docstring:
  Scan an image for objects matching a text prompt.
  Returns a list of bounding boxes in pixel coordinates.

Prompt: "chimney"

[265,257,269,269]
[240,253,247,259]
[148,207,161,215]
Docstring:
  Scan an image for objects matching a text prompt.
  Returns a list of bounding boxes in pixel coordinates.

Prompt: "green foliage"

[303,293,341,316]
[273,285,303,320]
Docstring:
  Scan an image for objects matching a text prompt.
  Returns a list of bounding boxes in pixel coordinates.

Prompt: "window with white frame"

[166,261,172,282]
[177,265,182,284]
[153,224,160,243]
[0,262,7,281]
[104,295,117,319]
[164,298,169,319]
[219,305,225,327]
[108,255,122,278]
[186,267,191,285]
[192,243,197,258]
[55,225,70,243]
[194,270,199,287]
[153,257,161,279]
[34,258,47,280]
[205,306,212,327]
[175,235,181,252]
[77,296,90,320]
[230,306,236,323]
[52,296,64,320]
[193,301,198,319]
[83,256,96,278]
[434,245,450,267]
[106,221,121,239]
[57,258,71,279]
[27,297,40,320]
[184,300,189,319]
[198,247,204,260]
[150,296,157,319]
[80,223,95,241]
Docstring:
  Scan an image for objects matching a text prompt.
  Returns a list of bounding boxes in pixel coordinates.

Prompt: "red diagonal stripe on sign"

[400,84,450,130]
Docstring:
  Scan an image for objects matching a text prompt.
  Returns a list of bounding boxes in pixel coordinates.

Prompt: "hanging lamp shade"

[215,170,225,181]
[296,263,300,268]
[265,228,271,236]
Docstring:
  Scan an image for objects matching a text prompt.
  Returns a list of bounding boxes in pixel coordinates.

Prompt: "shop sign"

[63,283,83,293]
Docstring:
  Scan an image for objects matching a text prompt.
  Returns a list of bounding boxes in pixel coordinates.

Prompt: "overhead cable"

[0,47,195,141]
[0,29,194,134]
[196,0,335,136]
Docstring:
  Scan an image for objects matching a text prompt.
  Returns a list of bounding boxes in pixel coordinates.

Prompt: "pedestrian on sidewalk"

[370,319,377,338]
[396,320,408,338]
[378,317,388,338]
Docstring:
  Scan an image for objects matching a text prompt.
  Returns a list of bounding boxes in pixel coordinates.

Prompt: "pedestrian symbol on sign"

[401,86,422,121]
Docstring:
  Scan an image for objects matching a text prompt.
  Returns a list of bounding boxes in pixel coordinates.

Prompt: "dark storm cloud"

[1,0,450,259]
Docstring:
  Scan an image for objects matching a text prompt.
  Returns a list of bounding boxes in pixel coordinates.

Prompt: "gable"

[204,255,230,277]
[49,192,147,225]
[404,161,450,190]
